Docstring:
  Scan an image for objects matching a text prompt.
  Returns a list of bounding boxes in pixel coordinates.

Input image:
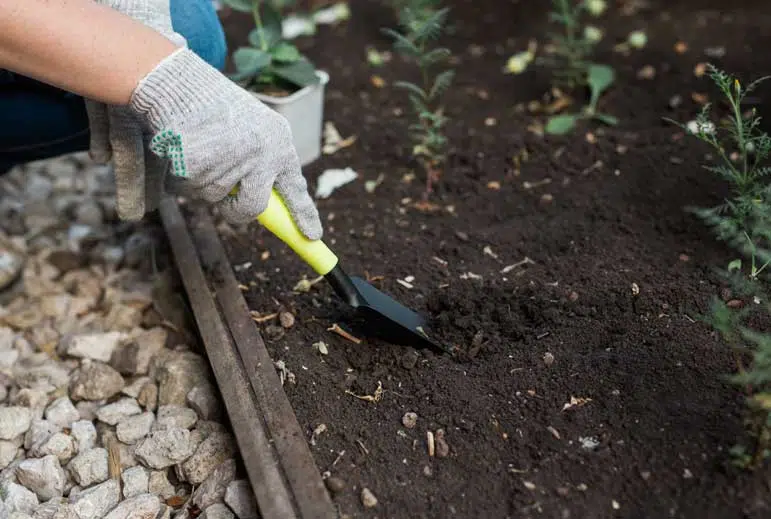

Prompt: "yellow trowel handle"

[256,189,339,276]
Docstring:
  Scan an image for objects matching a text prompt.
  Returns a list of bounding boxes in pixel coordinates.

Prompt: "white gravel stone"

[1,481,39,514]
[134,427,193,470]
[191,459,236,510]
[67,448,108,486]
[0,439,20,469]
[180,432,236,485]
[109,328,167,376]
[186,384,221,421]
[120,466,148,499]
[70,421,96,452]
[16,455,67,501]
[95,398,141,426]
[68,479,120,519]
[24,420,60,452]
[66,332,125,363]
[152,405,197,432]
[34,432,77,463]
[120,377,151,399]
[44,398,80,429]
[74,402,100,422]
[224,480,258,519]
[69,362,124,401]
[0,407,33,440]
[147,470,175,500]
[202,503,234,519]
[30,498,61,519]
[116,412,154,444]
[103,493,160,519]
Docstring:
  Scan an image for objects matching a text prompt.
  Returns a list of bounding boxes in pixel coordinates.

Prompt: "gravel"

[0,156,256,519]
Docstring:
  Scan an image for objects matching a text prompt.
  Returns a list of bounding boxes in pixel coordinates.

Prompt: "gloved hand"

[85,0,187,220]
[128,46,323,240]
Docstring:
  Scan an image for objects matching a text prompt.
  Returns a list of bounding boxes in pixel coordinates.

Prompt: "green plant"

[538,0,617,134]
[667,65,771,233]
[383,2,455,196]
[545,64,617,134]
[222,0,319,94]
[673,65,771,469]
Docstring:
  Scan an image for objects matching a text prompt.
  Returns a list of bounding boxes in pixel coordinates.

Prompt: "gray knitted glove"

[129,47,323,240]
[85,0,186,220]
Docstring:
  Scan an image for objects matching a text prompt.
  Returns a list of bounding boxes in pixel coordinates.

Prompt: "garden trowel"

[249,188,450,354]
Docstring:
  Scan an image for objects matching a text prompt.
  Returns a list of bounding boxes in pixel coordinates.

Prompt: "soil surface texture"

[218,1,771,517]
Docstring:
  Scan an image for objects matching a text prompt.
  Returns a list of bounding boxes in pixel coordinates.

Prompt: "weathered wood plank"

[158,197,335,519]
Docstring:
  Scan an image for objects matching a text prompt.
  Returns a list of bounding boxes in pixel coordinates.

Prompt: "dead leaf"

[562,395,593,411]
[345,381,383,402]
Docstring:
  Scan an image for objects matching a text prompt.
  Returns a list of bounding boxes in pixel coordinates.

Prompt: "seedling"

[673,65,771,469]
[534,0,617,134]
[545,64,618,134]
[222,0,320,94]
[383,3,455,196]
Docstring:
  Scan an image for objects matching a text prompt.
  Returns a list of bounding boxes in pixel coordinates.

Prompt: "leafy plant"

[672,65,771,469]
[667,64,771,233]
[545,64,617,134]
[383,2,455,197]
[537,0,617,134]
[222,0,320,93]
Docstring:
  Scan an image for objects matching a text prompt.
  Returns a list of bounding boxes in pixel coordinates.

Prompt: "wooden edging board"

[158,197,336,519]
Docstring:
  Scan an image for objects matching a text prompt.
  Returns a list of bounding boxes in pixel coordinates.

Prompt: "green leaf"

[382,28,420,58]
[232,47,272,74]
[271,42,302,62]
[728,259,743,272]
[394,81,427,100]
[592,112,619,126]
[587,64,615,96]
[429,70,455,100]
[221,0,253,12]
[419,48,451,68]
[545,114,578,135]
[261,2,284,39]
[249,27,281,49]
[272,59,319,90]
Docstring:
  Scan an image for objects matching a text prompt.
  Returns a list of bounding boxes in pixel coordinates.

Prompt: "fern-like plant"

[672,65,771,469]
[383,3,455,197]
[667,64,771,234]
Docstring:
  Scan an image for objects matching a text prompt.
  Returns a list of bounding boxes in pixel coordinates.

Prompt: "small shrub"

[383,2,455,197]
[222,0,320,94]
[671,64,771,469]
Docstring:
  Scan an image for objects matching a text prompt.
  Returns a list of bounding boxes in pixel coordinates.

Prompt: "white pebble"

[67,447,109,486]
[120,466,149,498]
[224,480,258,519]
[16,455,67,501]
[70,420,97,452]
[152,405,197,431]
[0,407,32,440]
[116,411,155,444]
[43,397,79,428]
[95,398,141,425]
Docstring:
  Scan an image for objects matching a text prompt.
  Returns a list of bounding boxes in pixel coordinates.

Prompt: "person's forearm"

[0,0,179,105]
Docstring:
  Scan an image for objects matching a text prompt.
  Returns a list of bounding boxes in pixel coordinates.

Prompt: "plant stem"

[252,0,267,51]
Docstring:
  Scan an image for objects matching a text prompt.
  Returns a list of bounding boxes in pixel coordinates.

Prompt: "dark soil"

[217,1,771,517]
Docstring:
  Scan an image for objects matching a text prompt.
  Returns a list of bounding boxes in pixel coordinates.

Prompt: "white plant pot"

[252,70,329,167]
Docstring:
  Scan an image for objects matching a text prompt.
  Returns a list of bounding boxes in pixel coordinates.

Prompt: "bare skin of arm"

[0,0,178,105]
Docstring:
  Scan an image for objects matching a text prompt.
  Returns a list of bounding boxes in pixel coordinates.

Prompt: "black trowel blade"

[349,276,449,353]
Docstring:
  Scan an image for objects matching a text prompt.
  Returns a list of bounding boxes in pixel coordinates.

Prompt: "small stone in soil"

[95,397,142,425]
[153,405,197,431]
[279,312,295,328]
[71,420,97,452]
[134,427,193,469]
[16,454,67,501]
[402,412,418,429]
[44,396,80,428]
[116,411,155,444]
[103,492,161,519]
[202,503,236,519]
[324,476,345,494]
[360,488,378,508]
[69,479,120,519]
[69,362,125,401]
[434,429,449,458]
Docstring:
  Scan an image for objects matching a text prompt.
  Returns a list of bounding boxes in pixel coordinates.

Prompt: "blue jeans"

[0,0,227,174]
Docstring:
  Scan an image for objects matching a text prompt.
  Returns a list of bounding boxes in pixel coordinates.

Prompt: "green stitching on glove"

[150,129,188,177]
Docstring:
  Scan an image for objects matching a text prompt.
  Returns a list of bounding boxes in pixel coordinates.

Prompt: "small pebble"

[278,312,295,328]
[360,488,378,508]
[402,412,418,429]
[324,477,345,494]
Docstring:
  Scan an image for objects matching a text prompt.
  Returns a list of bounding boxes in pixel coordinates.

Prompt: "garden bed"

[218,0,771,517]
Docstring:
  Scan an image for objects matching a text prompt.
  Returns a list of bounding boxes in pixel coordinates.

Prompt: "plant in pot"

[221,0,329,165]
